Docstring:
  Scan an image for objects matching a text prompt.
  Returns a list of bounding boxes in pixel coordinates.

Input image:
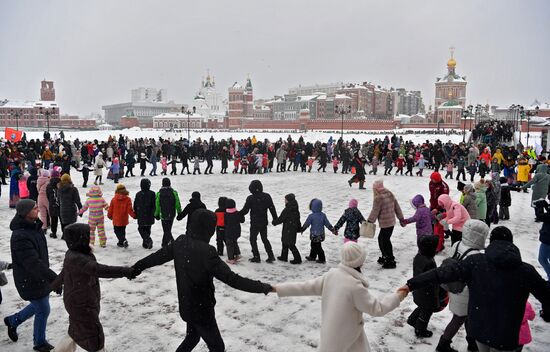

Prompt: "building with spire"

[228,76,254,128]
[434,47,467,124]
[193,71,225,119]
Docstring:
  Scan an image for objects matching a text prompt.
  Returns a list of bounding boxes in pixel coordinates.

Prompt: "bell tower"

[40,80,55,101]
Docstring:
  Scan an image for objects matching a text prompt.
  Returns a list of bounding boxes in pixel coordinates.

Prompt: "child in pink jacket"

[437,194,471,245]
[518,301,535,351]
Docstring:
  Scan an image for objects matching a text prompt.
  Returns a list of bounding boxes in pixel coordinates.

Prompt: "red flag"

[5,128,23,142]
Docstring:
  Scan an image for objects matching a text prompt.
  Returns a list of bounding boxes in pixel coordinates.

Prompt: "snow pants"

[249,225,274,260]
[176,318,225,352]
[89,217,106,246]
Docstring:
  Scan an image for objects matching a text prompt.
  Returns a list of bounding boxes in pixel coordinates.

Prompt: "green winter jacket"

[154,189,182,220]
[475,187,487,220]
[523,163,550,204]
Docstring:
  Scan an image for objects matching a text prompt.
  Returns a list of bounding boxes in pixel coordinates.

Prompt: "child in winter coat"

[51,223,133,352]
[333,199,365,243]
[224,198,244,264]
[160,156,168,175]
[272,193,302,264]
[215,197,227,256]
[155,178,183,247]
[18,172,29,199]
[109,158,120,184]
[107,184,136,248]
[37,169,50,231]
[300,198,335,264]
[444,160,454,179]
[475,180,488,221]
[415,155,426,176]
[79,185,109,247]
[332,157,339,173]
[139,153,148,177]
[27,168,38,201]
[438,194,471,245]
[467,162,477,182]
[402,195,433,244]
[75,160,92,188]
[193,156,202,175]
[307,157,314,172]
[233,157,240,174]
[405,155,415,176]
[383,151,393,175]
[517,301,536,351]
[462,184,478,220]
[369,155,379,175]
[395,154,405,175]
[168,157,178,176]
[407,235,441,338]
[456,157,466,181]
[134,178,156,249]
[239,157,248,174]
[498,176,520,220]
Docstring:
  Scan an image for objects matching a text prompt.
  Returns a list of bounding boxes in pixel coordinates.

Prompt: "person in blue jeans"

[535,199,550,280]
[3,199,60,352]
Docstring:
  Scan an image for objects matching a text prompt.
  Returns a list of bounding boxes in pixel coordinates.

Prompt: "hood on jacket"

[430,172,442,183]
[411,194,425,209]
[40,169,50,178]
[63,223,91,254]
[437,194,453,210]
[249,180,263,194]
[485,240,522,270]
[418,235,439,258]
[190,191,201,202]
[29,168,38,177]
[86,185,103,198]
[217,196,227,210]
[536,163,548,174]
[115,183,129,196]
[187,209,217,242]
[162,177,171,187]
[140,178,151,192]
[464,184,475,194]
[225,198,236,209]
[310,198,323,213]
[9,214,40,231]
[461,219,489,249]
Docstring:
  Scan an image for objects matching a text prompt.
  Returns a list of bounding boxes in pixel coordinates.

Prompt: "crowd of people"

[0,130,549,352]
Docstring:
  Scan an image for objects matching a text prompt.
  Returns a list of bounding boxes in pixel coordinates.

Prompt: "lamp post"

[10,109,22,130]
[526,106,539,147]
[182,106,196,143]
[518,105,524,146]
[462,105,472,143]
[335,104,352,140]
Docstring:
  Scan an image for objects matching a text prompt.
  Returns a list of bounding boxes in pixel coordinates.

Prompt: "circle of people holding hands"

[0,129,549,352]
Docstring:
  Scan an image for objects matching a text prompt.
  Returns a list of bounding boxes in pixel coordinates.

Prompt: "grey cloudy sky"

[1,0,549,116]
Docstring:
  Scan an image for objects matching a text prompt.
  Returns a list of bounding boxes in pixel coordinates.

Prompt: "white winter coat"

[277,264,401,352]
[94,158,105,176]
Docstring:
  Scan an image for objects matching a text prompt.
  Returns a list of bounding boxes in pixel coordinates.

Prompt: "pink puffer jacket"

[37,175,50,207]
[519,301,535,345]
[437,194,470,232]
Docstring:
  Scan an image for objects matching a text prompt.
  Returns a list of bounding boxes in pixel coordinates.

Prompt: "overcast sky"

[1,0,549,116]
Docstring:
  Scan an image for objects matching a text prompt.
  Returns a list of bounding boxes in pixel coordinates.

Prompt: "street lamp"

[518,105,525,147]
[10,109,22,130]
[335,104,352,140]
[526,106,539,147]
[462,105,473,143]
[182,105,196,143]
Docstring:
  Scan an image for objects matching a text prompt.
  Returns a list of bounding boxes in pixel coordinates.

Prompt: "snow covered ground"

[0,160,549,351]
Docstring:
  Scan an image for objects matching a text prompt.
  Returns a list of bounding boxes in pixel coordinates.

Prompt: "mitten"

[176,212,184,221]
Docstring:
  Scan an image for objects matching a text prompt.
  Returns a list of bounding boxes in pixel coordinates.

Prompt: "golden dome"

[447,58,457,68]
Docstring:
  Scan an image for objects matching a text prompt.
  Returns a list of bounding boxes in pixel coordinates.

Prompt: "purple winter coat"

[404,195,433,238]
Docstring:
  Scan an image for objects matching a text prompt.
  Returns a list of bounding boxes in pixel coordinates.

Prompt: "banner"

[5,128,23,143]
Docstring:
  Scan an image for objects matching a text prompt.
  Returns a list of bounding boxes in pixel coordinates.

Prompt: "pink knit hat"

[372,179,385,192]
[348,199,358,208]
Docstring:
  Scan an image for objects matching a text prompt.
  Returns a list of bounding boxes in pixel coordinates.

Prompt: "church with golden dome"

[434,47,467,124]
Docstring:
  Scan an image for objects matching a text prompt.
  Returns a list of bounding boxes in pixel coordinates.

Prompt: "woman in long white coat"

[94,152,106,185]
[275,242,407,352]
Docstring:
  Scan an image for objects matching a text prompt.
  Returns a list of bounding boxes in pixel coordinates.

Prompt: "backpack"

[440,243,477,294]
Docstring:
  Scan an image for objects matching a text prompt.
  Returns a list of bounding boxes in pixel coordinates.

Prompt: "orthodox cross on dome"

[449,46,455,59]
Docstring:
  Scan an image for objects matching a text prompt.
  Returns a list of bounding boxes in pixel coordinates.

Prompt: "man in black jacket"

[240,180,278,263]
[134,178,156,249]
[132,209,272,352]
[4,199,59,352]
[401,226,550,351]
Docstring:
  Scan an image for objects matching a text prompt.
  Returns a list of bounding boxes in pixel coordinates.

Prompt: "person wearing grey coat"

[436,220,490,352]
[523,163,550,217]
[462,184,478,220]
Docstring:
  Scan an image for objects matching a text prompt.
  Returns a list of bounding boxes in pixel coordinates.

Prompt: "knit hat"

[40,169,50,177]
[285,193,296,202]
[489,226,513,243]
[162,177,171,187]
[16,199,37,217]
[51,170,60,178]
[348,198,358,208]
[430,172,442,183]
[340,242,366,268]
[372,179,385,192]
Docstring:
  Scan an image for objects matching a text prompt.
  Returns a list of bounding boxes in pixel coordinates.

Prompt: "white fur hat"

[341,242,366,268]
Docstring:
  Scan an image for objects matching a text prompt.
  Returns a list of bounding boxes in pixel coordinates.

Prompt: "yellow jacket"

[492,149,504,165]
[517,161,530,183]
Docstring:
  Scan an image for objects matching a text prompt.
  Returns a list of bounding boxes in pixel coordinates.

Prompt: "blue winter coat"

[300,199,334,242]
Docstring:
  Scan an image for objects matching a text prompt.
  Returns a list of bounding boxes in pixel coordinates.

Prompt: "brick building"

[434,49,467,124]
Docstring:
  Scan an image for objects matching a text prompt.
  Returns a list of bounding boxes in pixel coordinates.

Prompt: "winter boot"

[33,342,55,352]
[348,180,353,187]
[359,181,366,189]
[305,256,316,261]
[249,257,261,263]
[277,256,288,262]
[290,258,302,264]
[436,337,458,352]
[414,317,433,338]
[4,317,18,342]
[266,256,275,264]
[377,256,386,265]
[382,260,397,269]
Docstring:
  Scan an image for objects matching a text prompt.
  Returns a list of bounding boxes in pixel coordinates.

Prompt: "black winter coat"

[58,183,82,225]
[180,198,206,230]
[272,199,301,245]
[134,182,156,226]
[134,211,271,324]
[536,204,550,246]
[412,236,439,311]
[224,211,244,241]
[240,180,277,228]
[499,184,512,207]
[53,250,131,352]
[46,177,61,216]
[408,240,550,350]
[334,207,365,241]
[10,216,57,300]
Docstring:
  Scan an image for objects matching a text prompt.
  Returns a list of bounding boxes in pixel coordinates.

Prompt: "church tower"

[434,47,467,124]
[40,80,55,101]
